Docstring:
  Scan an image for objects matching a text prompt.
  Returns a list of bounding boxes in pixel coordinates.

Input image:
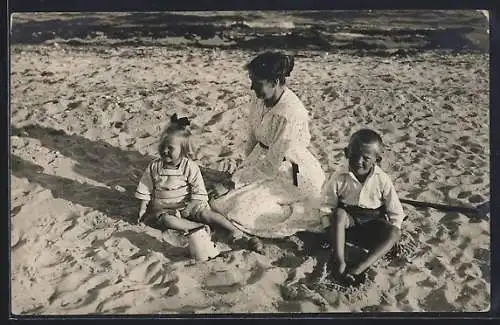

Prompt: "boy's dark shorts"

[336,203,403,247]
[337,202,388,227]
[324,203,402,249]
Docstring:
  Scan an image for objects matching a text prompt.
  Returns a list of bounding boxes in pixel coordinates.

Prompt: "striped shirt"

[135,157,209,212]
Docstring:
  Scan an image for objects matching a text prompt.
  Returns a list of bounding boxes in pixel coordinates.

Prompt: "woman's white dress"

[210,87,326,238]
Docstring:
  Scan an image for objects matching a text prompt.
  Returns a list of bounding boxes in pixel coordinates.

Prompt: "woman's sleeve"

[245,126,258,157]
[233,114,295,185]
[244,98,259,157]
[261,114,294,175]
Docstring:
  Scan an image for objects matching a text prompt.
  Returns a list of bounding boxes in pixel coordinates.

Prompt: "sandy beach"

[10,11,490,314]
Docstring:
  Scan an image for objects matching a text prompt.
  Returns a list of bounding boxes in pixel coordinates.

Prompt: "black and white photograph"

[9,10,491,314]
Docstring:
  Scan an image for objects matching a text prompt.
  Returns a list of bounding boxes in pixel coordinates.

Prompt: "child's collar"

[161,157,187,169]
[347,164,382,182]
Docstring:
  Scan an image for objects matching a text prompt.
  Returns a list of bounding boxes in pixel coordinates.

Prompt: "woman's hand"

[231,167,256,189]
[217,158,239,175]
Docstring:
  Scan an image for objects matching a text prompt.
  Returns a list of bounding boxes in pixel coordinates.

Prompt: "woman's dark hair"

[246,51,295,84]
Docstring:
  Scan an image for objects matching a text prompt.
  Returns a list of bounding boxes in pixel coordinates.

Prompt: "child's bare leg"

[329,207,353,275]
[199,209,244,238]
[159,213,204,233]
[349,222,401,275]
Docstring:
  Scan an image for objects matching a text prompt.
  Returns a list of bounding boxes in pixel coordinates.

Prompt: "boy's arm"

[321,174,340,209]
[382,178,405,229]
[320,174,340,227]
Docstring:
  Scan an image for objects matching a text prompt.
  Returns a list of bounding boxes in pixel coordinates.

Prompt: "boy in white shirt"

[322,129,405,285]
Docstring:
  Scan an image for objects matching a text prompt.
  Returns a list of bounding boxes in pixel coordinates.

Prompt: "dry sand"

[10,11,490,314]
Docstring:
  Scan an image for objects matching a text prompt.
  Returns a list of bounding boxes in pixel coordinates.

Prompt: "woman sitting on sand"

[210,51,326,243]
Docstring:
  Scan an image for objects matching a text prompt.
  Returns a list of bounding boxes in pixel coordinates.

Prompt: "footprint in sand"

[399,170,422,187]
[415,188,446,203]
[218,146,234,158]
[459,175,486,186]
[457,262,482,279]
[439,212,461,235]
[456,237,472,252]
[450,144,468,153]
[205,111,226,127]
[468,194,486,204]
[420,286,457,312]
[11,230,27,251]
[473,247,489,262]
[11,227,22,248]
[66,273,118,309]
[36,248,73,269]
[448,184,486,205]
[202,269,244,294]
[455,284,490,310]
[472,247,490,282]
[277,300,309,313]
[95,287,146,314]
[245,264,268,286]
[417,277,438,288]
[425,257,448,278]
[450,249,465,265]
[456,158,480,170]
[49,270,89,299]
[125,254,173,286]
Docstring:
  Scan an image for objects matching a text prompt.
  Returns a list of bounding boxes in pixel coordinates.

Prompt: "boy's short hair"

[348,129,384,152]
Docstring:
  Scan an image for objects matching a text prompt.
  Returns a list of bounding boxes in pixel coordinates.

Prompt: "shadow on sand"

[12,124,153,192]
[11,154,138,222]
[11,151,191,262]
[11,123,156,233]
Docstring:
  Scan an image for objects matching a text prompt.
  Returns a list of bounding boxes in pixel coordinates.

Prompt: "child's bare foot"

[248,237,264,254]
[340,271,368,287]
[228,229,244,243]
[328,256,347,276]
[136,214,145,225]
[338,261,347,275]
[228,230,245,244]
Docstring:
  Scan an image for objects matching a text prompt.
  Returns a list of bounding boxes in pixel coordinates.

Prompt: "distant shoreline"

[10,11,489,53]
